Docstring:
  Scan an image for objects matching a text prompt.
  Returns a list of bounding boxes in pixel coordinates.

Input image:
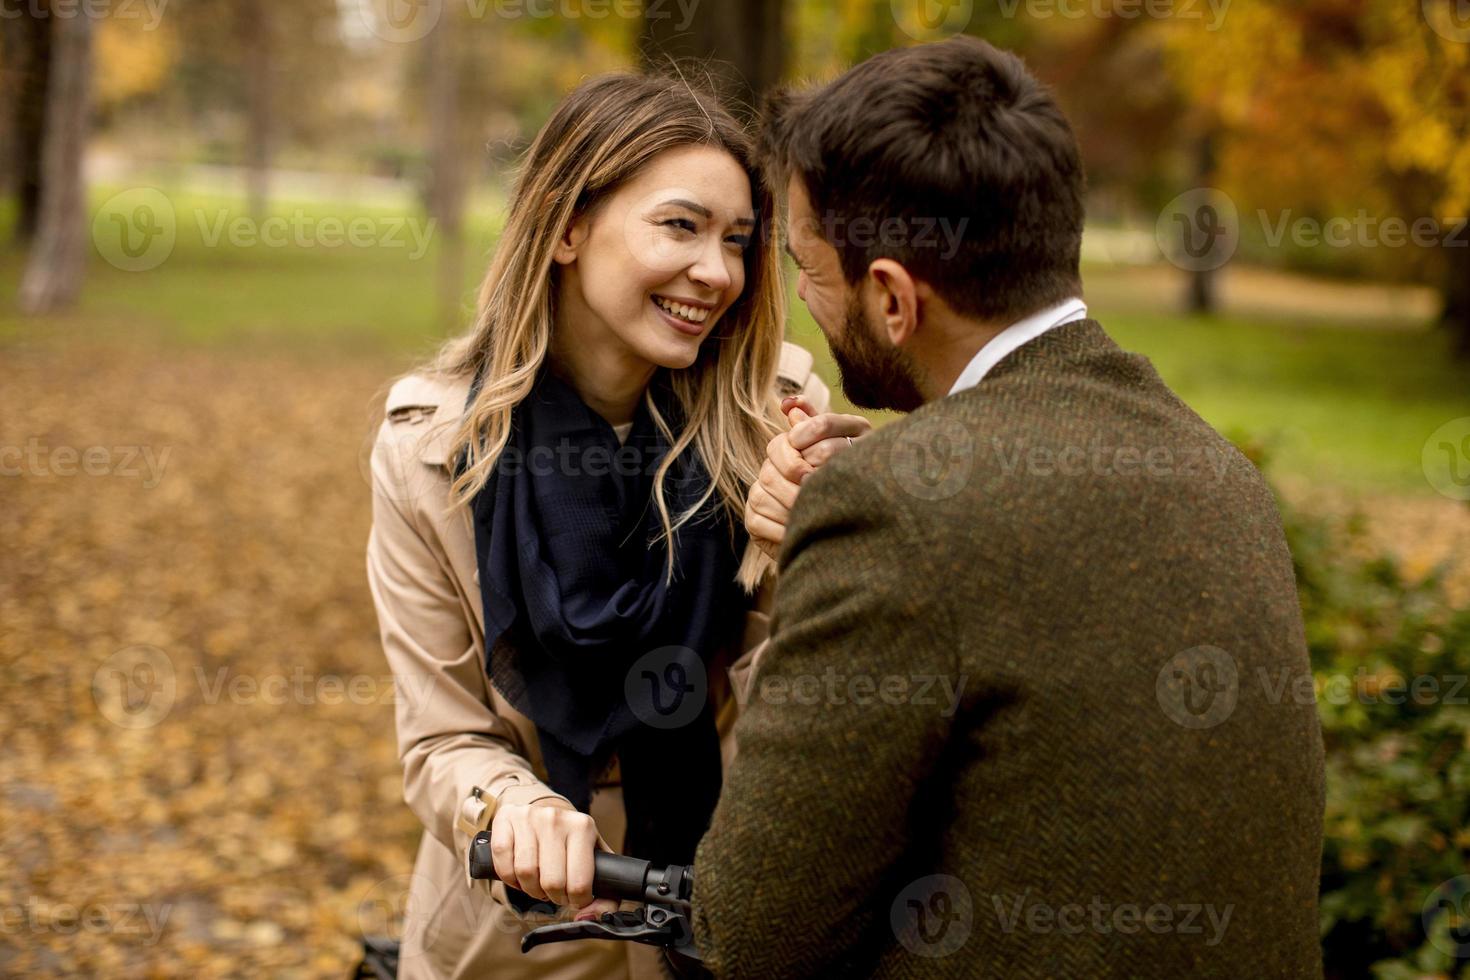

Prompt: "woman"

[365,72,846,980]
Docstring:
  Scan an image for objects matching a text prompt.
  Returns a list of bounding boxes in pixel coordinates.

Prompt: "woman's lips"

[651,296,708,337]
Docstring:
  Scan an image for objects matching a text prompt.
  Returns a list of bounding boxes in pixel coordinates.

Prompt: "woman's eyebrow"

[661,198,712,217]
[660,198,756,227]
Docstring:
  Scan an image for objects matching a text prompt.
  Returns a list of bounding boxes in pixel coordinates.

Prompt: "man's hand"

[488,797,620,920]
[745,396,872,560]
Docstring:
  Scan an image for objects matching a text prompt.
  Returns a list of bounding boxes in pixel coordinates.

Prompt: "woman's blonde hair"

[422,71,785,590]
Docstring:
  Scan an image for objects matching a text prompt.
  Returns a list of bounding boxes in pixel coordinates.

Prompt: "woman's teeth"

[653,296,709,324]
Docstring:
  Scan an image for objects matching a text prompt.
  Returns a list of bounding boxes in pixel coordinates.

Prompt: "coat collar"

[384,372,472,468]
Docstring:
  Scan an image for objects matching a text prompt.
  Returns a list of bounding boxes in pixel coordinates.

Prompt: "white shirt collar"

[946,297,1088,396]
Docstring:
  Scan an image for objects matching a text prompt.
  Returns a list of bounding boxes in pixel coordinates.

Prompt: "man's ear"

[866,259,920,346]
[551,212,590,266]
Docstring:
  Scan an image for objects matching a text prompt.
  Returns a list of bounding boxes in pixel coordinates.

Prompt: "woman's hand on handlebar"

[489,798,620,920]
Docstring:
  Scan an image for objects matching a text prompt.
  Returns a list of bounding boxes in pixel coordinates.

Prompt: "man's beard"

[827,292,926,413]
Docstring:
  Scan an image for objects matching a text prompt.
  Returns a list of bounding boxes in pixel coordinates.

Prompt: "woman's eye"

[661,218,697,234]
[725,235,752,252]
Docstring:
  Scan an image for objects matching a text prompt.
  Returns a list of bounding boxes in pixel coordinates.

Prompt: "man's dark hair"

[761,37,1085,324]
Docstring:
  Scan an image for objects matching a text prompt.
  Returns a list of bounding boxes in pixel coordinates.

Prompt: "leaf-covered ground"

[1,336,420,977]
[2,334,1466,977]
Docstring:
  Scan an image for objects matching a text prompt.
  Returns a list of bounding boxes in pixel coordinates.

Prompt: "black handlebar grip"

[589,851,654,904]
[469,830,497,881]
[468,831,693,907]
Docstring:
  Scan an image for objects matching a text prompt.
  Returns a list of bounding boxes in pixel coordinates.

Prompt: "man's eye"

[661,218,697,234]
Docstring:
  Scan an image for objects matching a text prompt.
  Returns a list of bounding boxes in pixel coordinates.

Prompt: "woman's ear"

[551,213,590,266]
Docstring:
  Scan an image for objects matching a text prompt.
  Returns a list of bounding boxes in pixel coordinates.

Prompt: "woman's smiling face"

[552,144,756,371]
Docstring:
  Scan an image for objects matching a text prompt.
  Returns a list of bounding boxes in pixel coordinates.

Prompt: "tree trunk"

[242,0,273,221]
[1186,130,1218,315]
[18,12,92,315]
[5,7,52,243]
[637,0,785,120]
[429,12,465,332]
[1443,221,1470,360]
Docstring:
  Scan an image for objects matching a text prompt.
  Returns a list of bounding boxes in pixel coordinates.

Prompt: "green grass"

[3,186,1466,495]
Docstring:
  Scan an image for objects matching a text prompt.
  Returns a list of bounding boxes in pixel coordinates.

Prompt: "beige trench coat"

[365,344,829,980]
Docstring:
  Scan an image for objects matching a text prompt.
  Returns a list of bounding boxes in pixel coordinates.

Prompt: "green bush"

[1269,468,1470,978]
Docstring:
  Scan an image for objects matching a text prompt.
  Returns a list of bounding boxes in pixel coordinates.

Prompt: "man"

[692,37,1325,978]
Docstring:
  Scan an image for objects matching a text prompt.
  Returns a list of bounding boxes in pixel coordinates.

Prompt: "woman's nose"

[689,237,733,293]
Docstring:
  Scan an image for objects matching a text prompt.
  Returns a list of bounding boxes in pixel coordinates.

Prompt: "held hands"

[745,396,873,561]
[488,798,620,921]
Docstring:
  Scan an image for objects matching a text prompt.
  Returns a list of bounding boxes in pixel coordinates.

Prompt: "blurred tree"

[428,6,465,332]
[2,6,52,243]
[1162,1,1470,355]
[636,0,785,119]
[18,9,91,314]
[170,0,341,211]
[239,0,273,220]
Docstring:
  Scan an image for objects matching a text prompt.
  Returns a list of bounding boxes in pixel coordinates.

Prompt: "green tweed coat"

[692,319,1326,978]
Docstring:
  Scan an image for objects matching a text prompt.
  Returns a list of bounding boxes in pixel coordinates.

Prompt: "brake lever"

[520,906,701,960]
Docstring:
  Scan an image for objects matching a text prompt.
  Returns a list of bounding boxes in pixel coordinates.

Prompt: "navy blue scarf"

[459,365,742,867]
